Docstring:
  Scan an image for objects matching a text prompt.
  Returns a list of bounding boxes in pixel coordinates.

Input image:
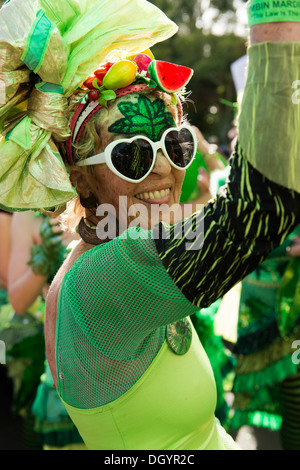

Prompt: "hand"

[197,168,210,194]
[289,236,300,257]
[191,126,210,156]
[48,217,79,248]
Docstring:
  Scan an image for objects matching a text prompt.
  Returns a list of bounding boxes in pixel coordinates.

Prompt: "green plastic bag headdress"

[0,0,178,212]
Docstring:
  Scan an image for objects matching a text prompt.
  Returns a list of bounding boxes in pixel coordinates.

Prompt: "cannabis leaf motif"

[108,95,175,141]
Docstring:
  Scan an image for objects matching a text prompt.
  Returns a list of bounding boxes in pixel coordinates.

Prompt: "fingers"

[289,237,300,257]
[48,217,63,235]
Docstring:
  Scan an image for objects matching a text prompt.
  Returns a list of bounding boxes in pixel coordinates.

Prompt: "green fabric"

[56,231,199,409]
[21,9,55,73]
[32,361,84,447]
[230,409,282,432]
[233,352,299,393]
[248,1,300,26]
[238,42,300,193]
[0,117,75,212]
[39,0,178,97]
[180,150,208,203]
[230,228,300,431]
[59,329,237,450]
[35,82,63,94]
[277,258,300,337]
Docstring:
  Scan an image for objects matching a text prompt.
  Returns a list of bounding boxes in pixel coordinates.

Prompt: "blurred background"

[149,0,248,151]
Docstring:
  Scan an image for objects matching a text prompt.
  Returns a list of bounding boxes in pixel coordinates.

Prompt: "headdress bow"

[0,0,178,212]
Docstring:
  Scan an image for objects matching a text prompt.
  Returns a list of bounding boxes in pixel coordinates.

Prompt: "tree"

[150,0,247,144]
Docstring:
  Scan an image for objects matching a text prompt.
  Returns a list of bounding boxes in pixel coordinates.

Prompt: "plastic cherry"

[88,89,100,101]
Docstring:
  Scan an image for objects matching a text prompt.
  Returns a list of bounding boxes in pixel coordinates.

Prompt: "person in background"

[229,226,300,450]
[1,211,83,449]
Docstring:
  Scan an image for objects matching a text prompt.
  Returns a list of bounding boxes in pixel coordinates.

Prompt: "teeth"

[136,188,170,201]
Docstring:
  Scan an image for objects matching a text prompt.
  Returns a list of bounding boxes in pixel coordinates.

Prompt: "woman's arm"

[0,212,12,290]
[154,145,299,308]
[153,18,300,307]
[68,14,300,345]
[8,212,48,314]
[250,23,300,45]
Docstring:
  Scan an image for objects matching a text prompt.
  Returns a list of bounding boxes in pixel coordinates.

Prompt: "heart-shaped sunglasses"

[76,125,197,183]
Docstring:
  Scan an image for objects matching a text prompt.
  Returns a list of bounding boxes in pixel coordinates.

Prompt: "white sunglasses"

[76,125,197,183]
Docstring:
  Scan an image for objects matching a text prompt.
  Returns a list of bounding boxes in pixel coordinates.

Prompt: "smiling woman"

[64,90,188,233]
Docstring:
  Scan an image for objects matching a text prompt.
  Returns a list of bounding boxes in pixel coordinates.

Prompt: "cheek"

[173,169,185,194]
[93,166,134,207]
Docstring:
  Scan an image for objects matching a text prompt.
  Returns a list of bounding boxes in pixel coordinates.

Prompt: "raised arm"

[153,6,300,308]
[0,212,12,290]
[8,212,48,314]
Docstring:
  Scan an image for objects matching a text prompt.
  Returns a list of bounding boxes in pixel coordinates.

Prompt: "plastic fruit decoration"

[102,60,138,90]
[83,75,101,89]
[94,61,115,82]
[127,48,154,61]
[148,60,194,93]
[134,53,152,77]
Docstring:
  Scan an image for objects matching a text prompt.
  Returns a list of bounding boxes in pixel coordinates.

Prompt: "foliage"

[150,0,247,146]
[7,332,45,413]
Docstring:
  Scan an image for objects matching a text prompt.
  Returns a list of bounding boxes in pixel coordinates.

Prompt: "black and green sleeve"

[154,144,299,308]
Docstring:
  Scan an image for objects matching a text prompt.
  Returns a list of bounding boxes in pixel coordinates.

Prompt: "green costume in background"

[230,225,300,434]
[0,214,84,449]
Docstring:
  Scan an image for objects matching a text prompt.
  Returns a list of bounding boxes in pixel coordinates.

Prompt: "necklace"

[77,217,102,245]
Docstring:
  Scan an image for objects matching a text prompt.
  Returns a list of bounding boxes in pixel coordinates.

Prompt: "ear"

[69,167,92,199]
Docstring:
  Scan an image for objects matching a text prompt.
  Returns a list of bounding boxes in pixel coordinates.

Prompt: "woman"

[46,49,300,453]
[0,0,300,451]
[5,211,84,449]
[0,210,12,332]
[46,87,241,450]
[0,210,12,292]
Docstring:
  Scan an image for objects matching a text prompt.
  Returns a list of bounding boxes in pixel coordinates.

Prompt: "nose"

[151,149,172,177]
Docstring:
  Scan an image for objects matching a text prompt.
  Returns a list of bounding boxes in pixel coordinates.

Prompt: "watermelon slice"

[148,60,194,93]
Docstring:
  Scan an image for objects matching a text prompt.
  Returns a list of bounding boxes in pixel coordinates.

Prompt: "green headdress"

[0,0,178,213]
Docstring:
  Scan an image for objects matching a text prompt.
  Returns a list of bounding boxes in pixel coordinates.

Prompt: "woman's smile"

[134,187,171,204]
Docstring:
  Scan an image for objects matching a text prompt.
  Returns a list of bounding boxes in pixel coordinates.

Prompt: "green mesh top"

[56,142,300,410]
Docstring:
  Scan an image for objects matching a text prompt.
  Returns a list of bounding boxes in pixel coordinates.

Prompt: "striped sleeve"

[153,144,300,308]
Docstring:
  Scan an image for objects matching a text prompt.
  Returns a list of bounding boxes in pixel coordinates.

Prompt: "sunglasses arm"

[76,152,106,167]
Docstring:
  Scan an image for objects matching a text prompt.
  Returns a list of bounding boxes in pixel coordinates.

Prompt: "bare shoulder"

[45,239,93,387]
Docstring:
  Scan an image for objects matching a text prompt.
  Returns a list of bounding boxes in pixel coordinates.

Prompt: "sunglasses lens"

[165,128,195,168]
[111,139,153,180]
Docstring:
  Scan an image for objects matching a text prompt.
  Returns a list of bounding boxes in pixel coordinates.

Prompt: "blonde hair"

[61,89,183,233]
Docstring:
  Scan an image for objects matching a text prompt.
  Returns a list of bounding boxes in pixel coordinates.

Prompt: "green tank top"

[59,325,238,450]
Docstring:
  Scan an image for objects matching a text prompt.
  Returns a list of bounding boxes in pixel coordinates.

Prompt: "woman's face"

[90,93,185,231]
